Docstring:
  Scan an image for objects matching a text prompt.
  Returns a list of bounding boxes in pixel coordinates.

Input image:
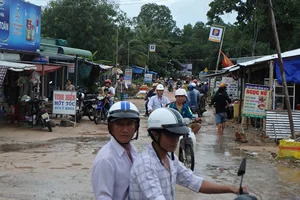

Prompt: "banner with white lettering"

[53,91,76,115]
[242,84,270,118]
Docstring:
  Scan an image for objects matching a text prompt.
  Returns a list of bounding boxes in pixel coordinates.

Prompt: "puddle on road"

[0,136,110,153]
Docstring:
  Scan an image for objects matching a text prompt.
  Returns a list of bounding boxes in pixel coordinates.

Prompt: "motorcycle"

[198,92,207,117]
[94,95,109,124]
[82,93,97,121]
[23,96,52,132]
[234,158,257,200]
[71,91,84,122]
[175,118,197,171]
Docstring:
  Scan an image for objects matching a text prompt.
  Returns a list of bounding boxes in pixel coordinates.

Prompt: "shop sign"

[0,52,20,61]
[242,84,270,118]
[52,90,76,115]
[144,73,152,83]
[221,77,238,98]
[68,63,75,73]
[0,0,41,53]
[124,68,132,86]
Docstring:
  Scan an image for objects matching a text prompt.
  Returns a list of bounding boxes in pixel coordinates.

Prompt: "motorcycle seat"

[84,99,96,102]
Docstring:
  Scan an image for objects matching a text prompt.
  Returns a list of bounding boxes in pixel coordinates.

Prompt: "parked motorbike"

[175,118,197,171]
[23,96,52,132]
[198,92,207,117]
[94,95,109,124]
[82,93,97,121]
[234,158,257,200]
[71,91,84,122]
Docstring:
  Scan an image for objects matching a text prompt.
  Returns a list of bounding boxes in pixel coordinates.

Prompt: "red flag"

[221,51,234,68]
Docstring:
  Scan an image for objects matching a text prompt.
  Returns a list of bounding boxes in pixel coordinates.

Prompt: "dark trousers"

[145,100,149,116]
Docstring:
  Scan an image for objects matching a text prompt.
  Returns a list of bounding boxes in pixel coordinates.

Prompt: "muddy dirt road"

[0,97,299,200]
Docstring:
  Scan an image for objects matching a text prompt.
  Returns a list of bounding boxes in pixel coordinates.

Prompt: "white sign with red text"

[53,90,77,115]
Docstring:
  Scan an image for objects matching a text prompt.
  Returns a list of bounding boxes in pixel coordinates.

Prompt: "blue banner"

[0,0,41,53]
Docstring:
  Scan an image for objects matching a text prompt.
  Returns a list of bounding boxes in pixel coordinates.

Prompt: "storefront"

[0,61,36,122]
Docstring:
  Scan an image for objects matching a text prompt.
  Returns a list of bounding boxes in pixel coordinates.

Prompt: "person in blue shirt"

[168,88,201,121]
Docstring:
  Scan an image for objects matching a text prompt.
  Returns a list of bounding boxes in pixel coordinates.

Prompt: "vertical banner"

[242,84,270,118]
[144,73,152,83]
[208,26,223,43]
[68,63,75,73]
[149,44,156,52]
[52,91,76,115]
[124,68,132,86]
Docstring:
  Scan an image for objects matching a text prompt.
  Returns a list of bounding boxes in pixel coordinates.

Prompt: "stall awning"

[99,64,113,70]
[148,70,157,75]
[131,65,144,74]
[0,61,36,71]
[35,64,63,74]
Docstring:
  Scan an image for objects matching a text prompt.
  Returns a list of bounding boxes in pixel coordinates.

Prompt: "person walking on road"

[147,84,170,114]
[210,85,231,135]
[129,108,246,199]
[144,83,157,116]
[91,101,140,200]
[115,74,128,101]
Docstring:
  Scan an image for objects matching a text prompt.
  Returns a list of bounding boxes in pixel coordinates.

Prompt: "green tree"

[134,3,176,34]
[42,0,122,62]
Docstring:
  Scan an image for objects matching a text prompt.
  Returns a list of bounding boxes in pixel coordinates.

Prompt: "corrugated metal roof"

[238,48,300,67]
[201,48,300,77]
[266,110,300,139]
[0,61,36,71]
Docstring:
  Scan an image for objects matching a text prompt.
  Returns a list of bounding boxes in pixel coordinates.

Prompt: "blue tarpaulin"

[148,70,157,75]
[130,65,144,74]
[275,58,300,84]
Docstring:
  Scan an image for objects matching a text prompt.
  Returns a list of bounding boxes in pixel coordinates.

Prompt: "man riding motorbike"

[129,107,247,199]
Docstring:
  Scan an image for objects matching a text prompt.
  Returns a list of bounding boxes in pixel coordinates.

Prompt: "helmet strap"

[149,131,174,161]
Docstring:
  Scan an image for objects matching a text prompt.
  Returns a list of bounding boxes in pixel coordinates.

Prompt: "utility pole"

[268,0,295,139]
[214,25,225,74]
[116,28,119,82]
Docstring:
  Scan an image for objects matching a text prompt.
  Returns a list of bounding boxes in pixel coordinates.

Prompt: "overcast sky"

[29,0,236,28]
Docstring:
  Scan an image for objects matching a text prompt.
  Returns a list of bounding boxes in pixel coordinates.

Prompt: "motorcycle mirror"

[238,158,246,176]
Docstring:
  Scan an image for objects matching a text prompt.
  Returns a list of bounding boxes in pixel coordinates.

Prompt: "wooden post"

[268,0,295,139]
[42,64,44,98]
[268,60,274,110]
[238,68,244,123]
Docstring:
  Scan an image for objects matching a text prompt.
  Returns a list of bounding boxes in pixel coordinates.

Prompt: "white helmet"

[175,88,187,97]
[148,108,189,135]
[156,84,164,90]
[191,82,196,87]
[107,101,140,142]
[107,101,140,121]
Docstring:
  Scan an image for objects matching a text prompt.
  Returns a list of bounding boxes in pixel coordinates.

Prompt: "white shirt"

[92,137,137,200]
[130,144,203,200]
[147,95,170,111]
[115,80,128,93]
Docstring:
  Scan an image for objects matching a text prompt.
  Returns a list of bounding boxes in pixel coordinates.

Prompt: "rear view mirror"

[237,158,246,176]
